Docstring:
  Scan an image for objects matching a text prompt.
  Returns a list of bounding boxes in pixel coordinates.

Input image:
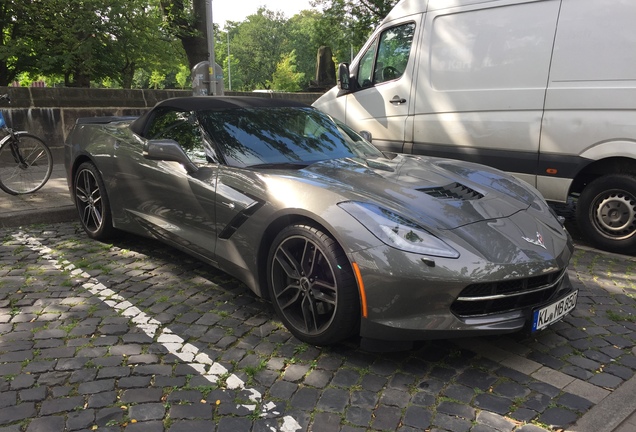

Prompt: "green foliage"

[311,0,399,64]
[0,0,186,88]
[175,65,190,89]
[267,51,305,92]
[149,70,166,89]
[287,10,326,88]
[0,1,39,85]
[222,8,289,90]
[1,0,399,89]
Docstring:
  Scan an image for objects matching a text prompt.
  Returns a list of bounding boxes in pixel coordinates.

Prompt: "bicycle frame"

[0,130,33,168]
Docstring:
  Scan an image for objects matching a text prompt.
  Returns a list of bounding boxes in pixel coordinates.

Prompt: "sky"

[212,0,316,27]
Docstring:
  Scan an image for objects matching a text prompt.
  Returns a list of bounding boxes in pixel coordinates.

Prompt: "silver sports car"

[65,96,576,348]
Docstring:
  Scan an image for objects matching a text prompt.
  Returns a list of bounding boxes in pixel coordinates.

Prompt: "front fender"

[579,139,636,161]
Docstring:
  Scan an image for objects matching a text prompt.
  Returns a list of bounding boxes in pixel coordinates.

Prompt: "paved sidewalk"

[1,161,636,432]
[0,162,76,229]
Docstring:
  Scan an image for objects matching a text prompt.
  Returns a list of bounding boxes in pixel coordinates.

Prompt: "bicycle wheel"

[0,133,53,195]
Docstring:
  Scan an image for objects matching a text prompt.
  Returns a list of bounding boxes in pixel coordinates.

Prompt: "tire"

[267,224,360,346]
[0,133,52,195]
[577,174,636,254]
[73,162,115,240]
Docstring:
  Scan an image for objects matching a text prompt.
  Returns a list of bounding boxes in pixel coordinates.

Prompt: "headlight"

[339,202,459,258]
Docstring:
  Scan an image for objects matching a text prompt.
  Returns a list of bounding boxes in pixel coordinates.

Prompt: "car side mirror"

[338,63,351,91]
[359,130,372,143]
[143,139,198,174]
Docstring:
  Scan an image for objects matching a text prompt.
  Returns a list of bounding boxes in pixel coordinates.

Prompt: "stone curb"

[0,205,76,229]
[567,370,636,432]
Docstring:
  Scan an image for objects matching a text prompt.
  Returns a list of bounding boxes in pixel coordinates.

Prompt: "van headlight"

[339,202,459,258]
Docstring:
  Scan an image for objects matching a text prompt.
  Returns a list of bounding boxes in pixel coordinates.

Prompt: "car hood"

[294,155,556,232]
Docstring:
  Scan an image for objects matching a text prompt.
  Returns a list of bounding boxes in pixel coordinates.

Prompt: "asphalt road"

[1,222,636,432]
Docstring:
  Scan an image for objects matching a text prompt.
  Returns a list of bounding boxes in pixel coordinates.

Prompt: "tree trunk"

[0,63,12,87]
[68,68,91,87]
[160,0,209,71]
[183,0,209,70]
[121,61,135,89]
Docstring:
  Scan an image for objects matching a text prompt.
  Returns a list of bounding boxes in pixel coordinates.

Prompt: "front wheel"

[0,133,53,195]
[267,224,360,346]
[74,162,115,240]
[577,174,636,254]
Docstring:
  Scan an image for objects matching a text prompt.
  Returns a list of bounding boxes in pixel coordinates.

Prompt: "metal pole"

[227,31,231,91]
[205,0,216,95]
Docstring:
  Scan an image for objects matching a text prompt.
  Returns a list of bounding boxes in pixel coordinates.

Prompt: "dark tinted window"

[199,107,384,168]
[146,108,215,164]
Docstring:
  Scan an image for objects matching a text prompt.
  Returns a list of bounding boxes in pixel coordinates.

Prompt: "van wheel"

[577,174,636,254]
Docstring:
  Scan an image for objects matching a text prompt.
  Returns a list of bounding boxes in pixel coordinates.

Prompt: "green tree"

[149,70,166,88]
[16,0,185,88]
[159,0,209,69]
[311,0,398,64]
[0,1,39,85]
[224,8,289,90]
[25,0,109,86]
[100,0,186,88]
[267,51,305,92]
[175,64,190,88]
[287,10,324,89]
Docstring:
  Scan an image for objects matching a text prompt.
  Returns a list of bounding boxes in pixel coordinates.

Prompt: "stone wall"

[0,87,323,150]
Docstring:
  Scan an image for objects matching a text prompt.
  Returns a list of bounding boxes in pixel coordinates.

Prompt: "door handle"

[389,95,407,105]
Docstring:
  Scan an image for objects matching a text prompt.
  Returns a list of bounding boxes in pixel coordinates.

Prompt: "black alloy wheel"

[267,223,359,346]
[74,162,115,240]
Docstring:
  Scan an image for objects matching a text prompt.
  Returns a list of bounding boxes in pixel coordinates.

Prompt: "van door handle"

[389,96,407,105]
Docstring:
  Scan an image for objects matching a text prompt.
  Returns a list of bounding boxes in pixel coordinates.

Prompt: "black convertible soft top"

[130,96,311,136]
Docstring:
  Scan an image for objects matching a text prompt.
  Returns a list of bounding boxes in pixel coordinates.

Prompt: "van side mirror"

[338,63,351,91]
[359,130,372,143]
[144,139,198,174]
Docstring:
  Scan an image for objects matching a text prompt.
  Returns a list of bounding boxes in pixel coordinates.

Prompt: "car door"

[114,108,219,260]
[343,16,422,153]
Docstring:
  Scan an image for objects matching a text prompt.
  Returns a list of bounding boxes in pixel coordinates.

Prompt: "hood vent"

[420,182,484,201]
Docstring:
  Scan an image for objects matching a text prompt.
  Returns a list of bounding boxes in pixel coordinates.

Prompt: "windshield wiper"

[248,162,311,169]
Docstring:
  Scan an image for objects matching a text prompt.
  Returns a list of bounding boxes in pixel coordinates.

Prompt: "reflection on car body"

[64,96,576,349]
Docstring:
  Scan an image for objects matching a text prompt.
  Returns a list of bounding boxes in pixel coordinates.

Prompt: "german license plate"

[532,291,578,332]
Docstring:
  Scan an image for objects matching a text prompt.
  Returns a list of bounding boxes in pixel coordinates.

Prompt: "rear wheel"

[0,134,52,195]
[74,162,115,240]
[267,224,360,346]
[577,174,636,254]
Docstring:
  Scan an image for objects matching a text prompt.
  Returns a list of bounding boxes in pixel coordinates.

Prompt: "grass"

[606,310,636,322]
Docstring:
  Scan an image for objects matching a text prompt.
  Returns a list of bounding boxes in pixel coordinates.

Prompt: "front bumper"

[351,242,574,342]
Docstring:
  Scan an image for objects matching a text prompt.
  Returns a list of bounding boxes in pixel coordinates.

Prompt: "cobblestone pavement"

[1,222,635,432]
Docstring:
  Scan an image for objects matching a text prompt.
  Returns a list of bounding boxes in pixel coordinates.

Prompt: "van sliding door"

[411,0,560,189]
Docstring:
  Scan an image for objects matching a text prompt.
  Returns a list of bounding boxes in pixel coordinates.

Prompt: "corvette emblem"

[522,231,546,249]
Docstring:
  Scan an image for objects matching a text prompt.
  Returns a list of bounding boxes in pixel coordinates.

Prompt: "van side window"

[357,23,416,89]
[358,40,378,88]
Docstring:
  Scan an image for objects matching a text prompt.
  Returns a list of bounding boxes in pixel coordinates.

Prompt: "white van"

[313,0,636,255]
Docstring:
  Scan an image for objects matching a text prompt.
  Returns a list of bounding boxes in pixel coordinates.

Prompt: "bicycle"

[0,93,52,195]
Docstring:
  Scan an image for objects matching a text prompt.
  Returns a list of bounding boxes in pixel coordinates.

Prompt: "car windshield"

[198,107,385,168]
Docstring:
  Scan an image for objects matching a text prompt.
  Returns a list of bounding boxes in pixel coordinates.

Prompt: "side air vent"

[419,182,484,201]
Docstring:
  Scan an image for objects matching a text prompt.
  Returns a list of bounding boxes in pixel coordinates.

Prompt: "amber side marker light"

[546,168,558,175]
[352,262,368,318]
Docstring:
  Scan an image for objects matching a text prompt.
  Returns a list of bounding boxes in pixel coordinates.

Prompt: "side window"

[356,23,416,88]
[146,109,212,165]
[358,40,378,88]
